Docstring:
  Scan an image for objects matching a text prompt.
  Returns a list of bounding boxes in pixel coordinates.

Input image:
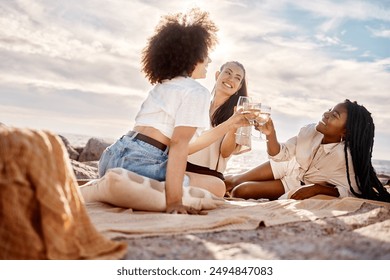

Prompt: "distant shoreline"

[60,132,390,178]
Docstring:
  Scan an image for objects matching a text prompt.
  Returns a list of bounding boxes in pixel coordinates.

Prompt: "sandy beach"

[121,202,390,259]
[122,152,390,259]
[2,7,390,280]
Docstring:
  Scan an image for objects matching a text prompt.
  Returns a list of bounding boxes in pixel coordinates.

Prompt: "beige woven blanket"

[86,196,389,239]
[0,127,127,259]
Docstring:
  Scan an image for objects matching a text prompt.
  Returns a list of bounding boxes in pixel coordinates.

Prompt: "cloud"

[0,83,143,138]
[367,26,390,38]
[0,0,389,159]
[292,0,390,22]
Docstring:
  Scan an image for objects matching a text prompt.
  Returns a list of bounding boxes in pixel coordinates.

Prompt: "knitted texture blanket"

[0,127,127,259]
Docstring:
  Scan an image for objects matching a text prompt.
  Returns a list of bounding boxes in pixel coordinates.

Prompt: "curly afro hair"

[142,8,218,84]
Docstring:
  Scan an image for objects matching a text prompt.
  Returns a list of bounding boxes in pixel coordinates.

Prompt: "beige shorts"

[270,158,301,192]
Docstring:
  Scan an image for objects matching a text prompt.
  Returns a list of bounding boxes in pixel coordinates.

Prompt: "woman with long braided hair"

[343,100,390,201]
[225,99,390,202]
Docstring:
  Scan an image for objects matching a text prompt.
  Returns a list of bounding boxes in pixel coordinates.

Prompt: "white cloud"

[366,26,390,38]
[1,0,389,159]
[292,0,390,22]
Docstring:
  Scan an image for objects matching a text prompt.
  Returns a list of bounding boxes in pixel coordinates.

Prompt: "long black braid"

[210,61,247,127]
[343,99,390,202]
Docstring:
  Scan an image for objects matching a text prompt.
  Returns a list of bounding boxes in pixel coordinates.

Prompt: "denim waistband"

[126,131,168,152]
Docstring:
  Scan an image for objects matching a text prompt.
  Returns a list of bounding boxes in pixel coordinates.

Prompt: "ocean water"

[60,132,115,147]
[372,159,390,176]
[227,149,390,177]
[61,132,390,177]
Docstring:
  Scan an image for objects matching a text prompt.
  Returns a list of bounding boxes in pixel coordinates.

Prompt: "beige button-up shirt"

[269,123,360,198]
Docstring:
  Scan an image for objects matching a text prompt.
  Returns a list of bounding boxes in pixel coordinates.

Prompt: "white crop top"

[134,77,210,138]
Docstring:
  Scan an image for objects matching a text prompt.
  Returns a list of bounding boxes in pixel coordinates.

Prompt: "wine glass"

[255,104,271,141]
[236,96,252,111]
[243,102,261,126]
[235,96,252,136]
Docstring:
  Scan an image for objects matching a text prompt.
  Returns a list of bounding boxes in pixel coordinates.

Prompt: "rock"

[83,161,99,169]
[58,135,80,160]
[78,137,112,162]
[70,159,99,179]
[74,147,84,155]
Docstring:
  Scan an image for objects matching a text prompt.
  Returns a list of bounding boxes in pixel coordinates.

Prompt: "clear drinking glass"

[254,104,271,141]
[236,96,252,111]
[235,96,252,136]
[243,102,261,126]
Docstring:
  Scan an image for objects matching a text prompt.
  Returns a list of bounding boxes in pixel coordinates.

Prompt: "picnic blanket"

[0,127,127,260]
[86,195,390,239]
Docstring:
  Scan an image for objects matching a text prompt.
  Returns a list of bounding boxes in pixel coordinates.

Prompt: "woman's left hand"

[290,186,318,200]
[291,183,337,200]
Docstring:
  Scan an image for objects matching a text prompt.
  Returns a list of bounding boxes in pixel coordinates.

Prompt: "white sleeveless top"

[187,126,251,173]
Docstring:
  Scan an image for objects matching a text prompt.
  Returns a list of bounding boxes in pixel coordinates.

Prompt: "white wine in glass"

[235,96,252,136]
[255,104,271,141]
[236,96,252,111]
[243,102,261,126]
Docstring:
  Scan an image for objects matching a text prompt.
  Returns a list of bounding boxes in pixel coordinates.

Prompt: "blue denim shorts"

[98,133,190,186]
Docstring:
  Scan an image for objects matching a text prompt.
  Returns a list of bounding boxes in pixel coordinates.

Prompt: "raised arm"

[188,110,248,155]
[255,118,281,156]
[219,128,238,158]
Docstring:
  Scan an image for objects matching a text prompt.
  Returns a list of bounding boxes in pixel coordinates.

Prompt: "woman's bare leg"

[80,168,225,211]
[80,168,167,211]
[186,172,226,197]
[225,161,274,193]
[231,179,285,200]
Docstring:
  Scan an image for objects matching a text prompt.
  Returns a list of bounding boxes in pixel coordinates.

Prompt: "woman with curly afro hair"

[92,9,249,214]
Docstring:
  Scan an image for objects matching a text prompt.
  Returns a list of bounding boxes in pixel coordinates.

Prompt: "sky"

[0,0,389,160]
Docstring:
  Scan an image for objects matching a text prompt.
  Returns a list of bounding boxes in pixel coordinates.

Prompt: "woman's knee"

[231,183,253,199]
[187,173,225,197]
[198,176,225,197]
[212,178,227,197]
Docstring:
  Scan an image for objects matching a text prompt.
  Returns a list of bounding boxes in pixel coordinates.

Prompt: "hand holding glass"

[235,96,252,136]
[255,104,271,141]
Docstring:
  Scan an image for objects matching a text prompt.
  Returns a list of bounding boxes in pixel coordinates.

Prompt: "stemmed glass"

[254,104,271,141]
[236,96,252,111]
[235,96,252,137]
[243,102,261,127]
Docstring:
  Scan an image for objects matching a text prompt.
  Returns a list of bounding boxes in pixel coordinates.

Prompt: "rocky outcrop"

[59,135,112,180]
[58,135,80,160]
[78,137,111,162]
[70,159,99,180]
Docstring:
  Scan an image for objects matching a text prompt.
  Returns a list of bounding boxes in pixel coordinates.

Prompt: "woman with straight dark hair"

[186,61,251,189]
